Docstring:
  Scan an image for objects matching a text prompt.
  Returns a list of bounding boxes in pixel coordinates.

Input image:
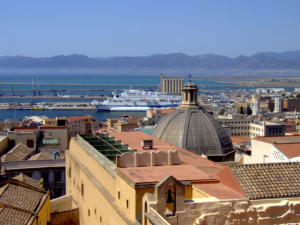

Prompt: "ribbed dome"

[152,108,233,156]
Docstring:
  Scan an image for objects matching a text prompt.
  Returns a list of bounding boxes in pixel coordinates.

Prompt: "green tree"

[219,108,225,115]
[296,93,300,98]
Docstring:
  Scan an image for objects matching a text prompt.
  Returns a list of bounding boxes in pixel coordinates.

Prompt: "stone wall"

[50,208,79,225]
[146,197,300,225]
[117,150,180,168]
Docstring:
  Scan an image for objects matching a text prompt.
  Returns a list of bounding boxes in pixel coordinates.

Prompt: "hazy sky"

[1,0,300,57]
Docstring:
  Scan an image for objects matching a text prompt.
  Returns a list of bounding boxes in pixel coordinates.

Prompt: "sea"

[0,74,296,122]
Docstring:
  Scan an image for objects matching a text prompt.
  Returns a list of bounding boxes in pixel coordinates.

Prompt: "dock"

[0,102,96,110]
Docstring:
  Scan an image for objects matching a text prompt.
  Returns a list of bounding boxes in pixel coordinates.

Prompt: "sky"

[1,0,300,58]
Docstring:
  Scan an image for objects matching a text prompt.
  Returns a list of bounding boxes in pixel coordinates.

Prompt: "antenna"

[188,74,192,82]
[31,76,37,96]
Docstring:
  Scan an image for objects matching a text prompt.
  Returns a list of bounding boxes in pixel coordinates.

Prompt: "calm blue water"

[0,74,296,122]
[0,109,145,123]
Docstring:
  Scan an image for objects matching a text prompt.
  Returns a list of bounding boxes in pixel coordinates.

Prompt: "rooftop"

[1,143,34,162]
[230,137,250,145]
[69,115,93,121]
[81,133,135,163]
[230,162,300,200]
[27,151,54,161]
[255,135,300,144]
[0,174,48,225]
[147,107,175,115]
[274,143,300,158]
[103,131,245,199]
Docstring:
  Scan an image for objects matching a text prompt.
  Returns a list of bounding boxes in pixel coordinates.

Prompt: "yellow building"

[62,129,300,225]
[0,173,50,225]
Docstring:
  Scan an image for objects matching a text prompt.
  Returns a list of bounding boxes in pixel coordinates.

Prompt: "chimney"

[141,139,153,149]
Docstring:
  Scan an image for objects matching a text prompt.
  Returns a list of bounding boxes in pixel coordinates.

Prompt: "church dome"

[152,81,233,159]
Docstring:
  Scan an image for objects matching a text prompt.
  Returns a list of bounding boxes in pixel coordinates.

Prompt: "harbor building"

[160,73,183,95]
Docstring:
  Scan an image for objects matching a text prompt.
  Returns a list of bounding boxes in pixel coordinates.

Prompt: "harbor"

[0,101,95,110]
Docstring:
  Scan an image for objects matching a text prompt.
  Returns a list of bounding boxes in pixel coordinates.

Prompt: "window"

[88,209,90,216]
[81,183,84,196]
[118,191,120,200]
[100,216,102,223]
[263,155,269,163]
[126,199,129,209]
[27,139,34,148]
[69,167,71,178]
[94,208,97,214]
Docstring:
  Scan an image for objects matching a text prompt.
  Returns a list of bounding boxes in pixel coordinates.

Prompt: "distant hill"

[1,50,300,76]
[254,50,300,62]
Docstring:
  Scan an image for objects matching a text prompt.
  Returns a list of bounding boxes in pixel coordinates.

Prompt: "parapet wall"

[117,150,180,168]
[146,197,300,225]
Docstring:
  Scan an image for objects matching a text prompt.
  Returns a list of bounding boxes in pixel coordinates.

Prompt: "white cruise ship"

[91,89,181,111]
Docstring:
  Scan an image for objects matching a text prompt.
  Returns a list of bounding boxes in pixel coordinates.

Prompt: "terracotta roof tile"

[28,151,53,161]
[0,207,33,225]
[230,136,250,144]
[0,183,44,211]
[274,143,300,158]
[230,162,300,200]
[118,164,213,184]
[255,135,300,144]
[1,143,34,162]
[107,131,245,199]
[13,174,43,190]
[69,115,93,121]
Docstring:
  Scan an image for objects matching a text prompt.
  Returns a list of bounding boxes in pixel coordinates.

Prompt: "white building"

[244,136,300,164]
[274,96,282,113]
[251,95,260,115]
[250,121,285,138]
[217,114,254,137]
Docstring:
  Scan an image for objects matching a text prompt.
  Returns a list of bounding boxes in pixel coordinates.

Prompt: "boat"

[91,89,181,111]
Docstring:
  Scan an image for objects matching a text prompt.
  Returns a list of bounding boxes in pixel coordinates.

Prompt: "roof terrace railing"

[81,134,134,163]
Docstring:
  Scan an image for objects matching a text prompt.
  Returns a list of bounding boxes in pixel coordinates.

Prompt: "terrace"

[81,133,135,163]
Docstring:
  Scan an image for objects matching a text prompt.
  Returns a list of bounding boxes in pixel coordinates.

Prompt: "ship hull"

[95,104,178,111]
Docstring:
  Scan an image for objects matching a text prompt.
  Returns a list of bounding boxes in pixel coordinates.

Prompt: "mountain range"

[1,50,300,76]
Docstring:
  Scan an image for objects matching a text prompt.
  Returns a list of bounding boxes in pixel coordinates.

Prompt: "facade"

[235,101,249,114]
[274,96,282,113]
[244,135,300,164]
[282,98,300,112]
[217,114,254,137]
[62,131,300,225]
[0,174,50,225]
[160,73,183,95]
[145,108,175,126]
[1,159,65,199]
[68,115,99,137]
[40,126,69,150]
[251,95,260,115]
[250,121,285,138]
[42,117,67,127]
[106,115,139,132]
